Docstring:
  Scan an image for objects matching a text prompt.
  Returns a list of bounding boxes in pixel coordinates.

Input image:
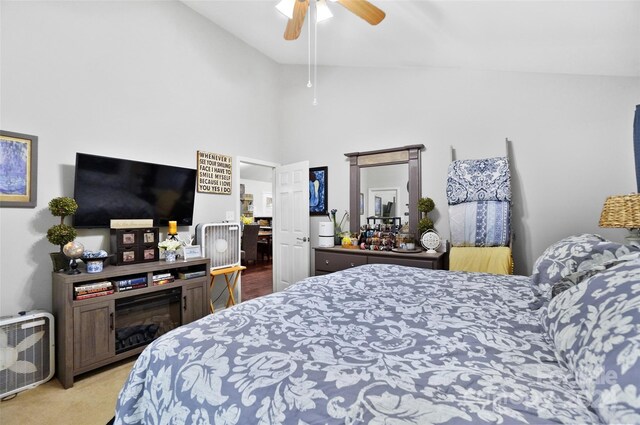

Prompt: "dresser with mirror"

[313,145,448,275]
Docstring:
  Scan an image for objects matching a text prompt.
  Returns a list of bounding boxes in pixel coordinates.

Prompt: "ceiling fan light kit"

[276,0,296,19]
[278,0,386,106]
[316,0,333,22]
[280,0,385,41]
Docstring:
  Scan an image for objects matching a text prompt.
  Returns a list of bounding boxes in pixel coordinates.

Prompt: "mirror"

[360,164,407,227]
[345,145,424,237]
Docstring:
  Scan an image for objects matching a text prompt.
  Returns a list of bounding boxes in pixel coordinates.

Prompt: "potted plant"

[329,209,349,245]
[47,197,78,271]
[417,197,435,235]
[158,239,183,262]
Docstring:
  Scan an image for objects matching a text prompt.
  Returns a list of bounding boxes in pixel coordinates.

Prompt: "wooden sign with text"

[197,151,232,195]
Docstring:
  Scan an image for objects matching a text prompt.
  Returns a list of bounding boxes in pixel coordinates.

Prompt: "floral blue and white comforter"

[114,264,598,424]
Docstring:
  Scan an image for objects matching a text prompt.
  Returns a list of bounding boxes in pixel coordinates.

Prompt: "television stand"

[52,257,210,389]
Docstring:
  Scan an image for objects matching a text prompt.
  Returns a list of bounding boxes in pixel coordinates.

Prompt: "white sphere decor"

[420,230,441,253]
[63,241,84,259]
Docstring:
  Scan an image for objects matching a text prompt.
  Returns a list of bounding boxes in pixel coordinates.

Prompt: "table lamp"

[599,193,640,246]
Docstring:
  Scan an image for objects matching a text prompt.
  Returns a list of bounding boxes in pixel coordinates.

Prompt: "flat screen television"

[73,153,197,228]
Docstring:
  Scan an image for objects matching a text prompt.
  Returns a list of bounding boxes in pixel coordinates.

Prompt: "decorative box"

[110,227,159,266]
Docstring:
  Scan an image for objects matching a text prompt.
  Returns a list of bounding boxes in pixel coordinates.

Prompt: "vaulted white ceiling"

[182,0,640,78]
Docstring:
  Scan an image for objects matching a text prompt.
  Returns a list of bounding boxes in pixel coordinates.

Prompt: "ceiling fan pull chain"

[307,5,312,88]
[312,2,318,106]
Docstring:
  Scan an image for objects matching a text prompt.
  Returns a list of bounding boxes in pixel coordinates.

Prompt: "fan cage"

[0,310,55,399]
[195,222,241,270]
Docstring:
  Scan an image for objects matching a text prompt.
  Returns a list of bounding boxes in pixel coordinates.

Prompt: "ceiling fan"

[277,0,386,40]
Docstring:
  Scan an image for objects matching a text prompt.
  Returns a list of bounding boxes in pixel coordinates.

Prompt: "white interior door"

[274,160,310,292]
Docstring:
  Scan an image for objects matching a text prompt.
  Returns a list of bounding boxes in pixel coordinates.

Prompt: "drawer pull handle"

[110,312,114,331]
[325,260,329,264]
[183,296,187,311]
[350,263,355,267]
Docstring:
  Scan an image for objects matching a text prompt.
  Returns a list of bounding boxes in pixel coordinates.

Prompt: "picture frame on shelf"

[0,130,38,208]
[182,245,202,260]
[309,166,328,216]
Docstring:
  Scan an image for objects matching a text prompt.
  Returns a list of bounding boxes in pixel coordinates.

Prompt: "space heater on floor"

[0,310,55,399]
[195,222,241,270]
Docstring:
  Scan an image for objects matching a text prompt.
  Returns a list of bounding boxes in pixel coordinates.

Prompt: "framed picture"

[122,232,136,245]
[375,196,382,216]
[141,228,158,244]
[359,193,364,215]
[182,245,203,260]
[122,250,136,263]
[0,130,38,208]
[309,166,328,216]
[141,247,158,262]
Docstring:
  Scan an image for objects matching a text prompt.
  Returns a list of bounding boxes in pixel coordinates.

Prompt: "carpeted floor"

[0,358,135,425]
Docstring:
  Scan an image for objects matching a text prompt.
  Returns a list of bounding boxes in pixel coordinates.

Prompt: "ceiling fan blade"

[284,0,310,40]
[336,0,385,25]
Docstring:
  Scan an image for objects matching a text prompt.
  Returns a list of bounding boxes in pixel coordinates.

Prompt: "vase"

[165,250,177,262]
[334,235,343,246]
[50,252,69,272]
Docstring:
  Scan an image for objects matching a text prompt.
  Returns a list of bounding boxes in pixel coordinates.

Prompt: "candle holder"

[168,220,178,235]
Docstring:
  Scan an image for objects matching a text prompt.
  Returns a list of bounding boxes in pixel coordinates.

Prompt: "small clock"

[420,230,441,253]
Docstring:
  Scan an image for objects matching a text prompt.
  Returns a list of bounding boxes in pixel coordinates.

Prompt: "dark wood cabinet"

[314,247,447,275]
[52,257,211,388]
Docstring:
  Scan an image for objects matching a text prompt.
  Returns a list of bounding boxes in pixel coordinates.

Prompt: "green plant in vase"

[47,197,78,271]
[329,208,349,245]
[417,197,435,235]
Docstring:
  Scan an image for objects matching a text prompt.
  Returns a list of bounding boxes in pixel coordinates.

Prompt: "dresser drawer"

[367,255,437,270]
[315,251,367,272]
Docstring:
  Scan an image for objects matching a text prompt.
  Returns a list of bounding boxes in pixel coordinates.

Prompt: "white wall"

[2,1,638,314]
[0,1,281,314]
[279,65,640,275]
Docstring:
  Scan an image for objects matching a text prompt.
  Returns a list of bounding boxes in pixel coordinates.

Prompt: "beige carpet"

[0,358,136,425]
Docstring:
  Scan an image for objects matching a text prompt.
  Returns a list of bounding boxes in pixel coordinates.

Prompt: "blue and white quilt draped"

[449,201,511,247]
[446,157,511,205]
[114,264,597,425]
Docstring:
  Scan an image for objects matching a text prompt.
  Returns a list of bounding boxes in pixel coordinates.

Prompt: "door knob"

[296,237,309,242]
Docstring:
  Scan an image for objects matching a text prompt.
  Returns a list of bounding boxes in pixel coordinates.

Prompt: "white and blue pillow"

[532,234,640,424]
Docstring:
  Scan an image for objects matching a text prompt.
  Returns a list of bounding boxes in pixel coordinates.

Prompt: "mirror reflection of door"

[368,188,398,217]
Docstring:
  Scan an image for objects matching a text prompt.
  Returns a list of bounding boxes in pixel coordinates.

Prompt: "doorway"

[238,159,275,301]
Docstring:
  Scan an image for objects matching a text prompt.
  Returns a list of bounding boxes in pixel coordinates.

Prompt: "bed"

[114,234,640,425]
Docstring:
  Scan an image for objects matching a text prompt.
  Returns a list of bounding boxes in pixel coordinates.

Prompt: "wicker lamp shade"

[599,194,640,229]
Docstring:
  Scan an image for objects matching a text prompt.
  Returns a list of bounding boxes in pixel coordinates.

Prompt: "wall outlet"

[225,211,235,221]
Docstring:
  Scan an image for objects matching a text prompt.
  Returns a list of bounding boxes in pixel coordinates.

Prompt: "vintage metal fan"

[279,0,386,40]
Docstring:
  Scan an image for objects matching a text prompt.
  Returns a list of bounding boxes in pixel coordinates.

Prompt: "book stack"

[75,281,115,300]
[114,276,148,292]
[153,273,175,286]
